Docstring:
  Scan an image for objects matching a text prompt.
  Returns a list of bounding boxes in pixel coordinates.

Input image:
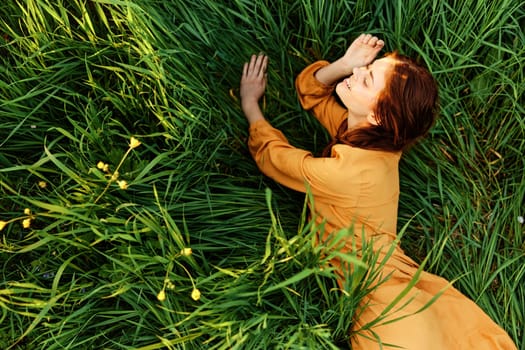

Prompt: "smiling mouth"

[345,77,352,91]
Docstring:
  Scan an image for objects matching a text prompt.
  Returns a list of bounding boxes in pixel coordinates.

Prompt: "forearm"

[242,100,265,125]
[313,58,353,85]
[295,61,347,137]
[248,119,312,193]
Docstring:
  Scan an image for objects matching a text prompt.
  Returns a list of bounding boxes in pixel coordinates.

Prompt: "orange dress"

[248,61,517,349]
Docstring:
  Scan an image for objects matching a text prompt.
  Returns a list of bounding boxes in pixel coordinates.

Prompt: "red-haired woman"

[239,34,517,349]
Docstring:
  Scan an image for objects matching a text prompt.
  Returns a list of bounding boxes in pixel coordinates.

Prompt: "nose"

[352,66,365,76]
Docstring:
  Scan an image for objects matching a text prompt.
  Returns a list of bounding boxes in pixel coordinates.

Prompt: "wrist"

[242,101,265,125]
[333,57,355,76]
[241,97,259,112]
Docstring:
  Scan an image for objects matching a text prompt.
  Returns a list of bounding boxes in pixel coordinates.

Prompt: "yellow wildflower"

[129,136,141,149]
[181,248,192,256]
[0,221,6,231]
[157,289,166,302]
[117,180,128,190]
[191,288,201,301]
[97,161,109,172]
[38,181,47,188]
[24,208,31,215]
[22,218,31,229]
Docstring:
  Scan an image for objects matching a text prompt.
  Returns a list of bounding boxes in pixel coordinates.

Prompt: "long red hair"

[323,52,438,155]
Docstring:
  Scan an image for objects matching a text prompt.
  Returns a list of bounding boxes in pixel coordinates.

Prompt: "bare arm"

[314,33,385,85]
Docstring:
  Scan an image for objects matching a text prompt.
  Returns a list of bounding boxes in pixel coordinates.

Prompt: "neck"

[346,112,369,130]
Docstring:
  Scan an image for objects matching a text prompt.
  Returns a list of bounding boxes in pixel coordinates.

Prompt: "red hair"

[323,52,439,155]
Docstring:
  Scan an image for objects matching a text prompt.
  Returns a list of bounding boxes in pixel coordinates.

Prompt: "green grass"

[1,0,524,348]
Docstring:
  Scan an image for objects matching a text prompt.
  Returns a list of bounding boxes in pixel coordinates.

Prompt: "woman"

[239,34,517,349]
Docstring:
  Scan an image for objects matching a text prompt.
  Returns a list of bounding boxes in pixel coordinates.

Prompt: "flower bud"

[22,218,31,229]
[191,288,201,301]
[181,248,192,256]
[129,136,141,149]
[157,289,166,302]
[117,180,128,190]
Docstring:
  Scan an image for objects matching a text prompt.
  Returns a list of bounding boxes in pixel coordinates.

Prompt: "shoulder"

[303,145,400,183]
[331,144,401,168]
[330,145,401,197]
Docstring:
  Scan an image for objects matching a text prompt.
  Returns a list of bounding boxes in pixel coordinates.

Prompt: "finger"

[255,54,266,74]
[262,55,268,73]
[252,54,262,74]
[242,62,248,77]
[257,55,268,78]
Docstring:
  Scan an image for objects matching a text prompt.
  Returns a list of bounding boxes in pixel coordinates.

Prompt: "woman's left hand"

[240,54,268,124]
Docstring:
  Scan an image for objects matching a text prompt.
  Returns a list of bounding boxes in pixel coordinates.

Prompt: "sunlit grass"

[1,0,523,348]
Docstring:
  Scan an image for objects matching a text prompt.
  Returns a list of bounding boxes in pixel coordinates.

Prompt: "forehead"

[369,57,396,87]
[372,56,397,72]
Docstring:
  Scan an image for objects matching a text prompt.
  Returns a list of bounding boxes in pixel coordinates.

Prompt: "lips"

[345,77,352,91]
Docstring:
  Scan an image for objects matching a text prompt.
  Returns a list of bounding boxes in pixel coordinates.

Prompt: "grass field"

[1,0,524,349]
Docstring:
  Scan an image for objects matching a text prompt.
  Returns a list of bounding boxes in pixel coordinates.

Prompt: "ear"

[366,113,379,126]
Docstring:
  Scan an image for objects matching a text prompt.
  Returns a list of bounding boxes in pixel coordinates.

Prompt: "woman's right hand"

[339,33,385,74]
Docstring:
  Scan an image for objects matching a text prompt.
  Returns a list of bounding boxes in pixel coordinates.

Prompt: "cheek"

[336,82,381,121]
[335,83,351,107]
[336,83,374,111]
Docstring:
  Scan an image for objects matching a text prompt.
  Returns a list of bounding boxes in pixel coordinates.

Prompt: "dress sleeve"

[295,61,347,138]
[248,119,357,206]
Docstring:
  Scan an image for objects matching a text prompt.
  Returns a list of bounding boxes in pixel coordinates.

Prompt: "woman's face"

[335,56,396,124]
